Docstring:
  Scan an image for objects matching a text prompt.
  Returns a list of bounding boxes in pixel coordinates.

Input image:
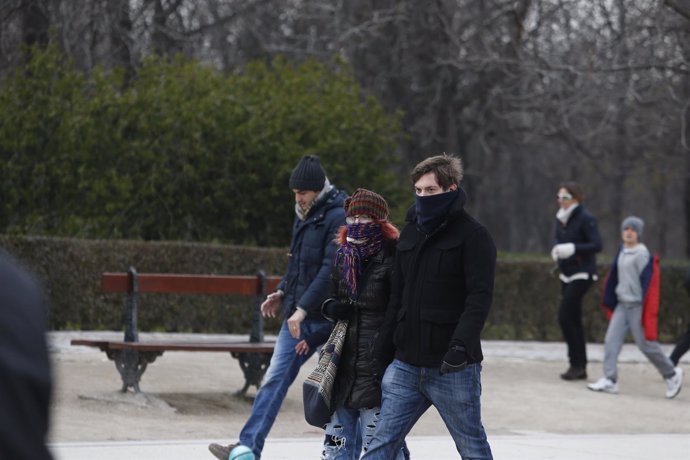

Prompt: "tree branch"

[664,0,690,21]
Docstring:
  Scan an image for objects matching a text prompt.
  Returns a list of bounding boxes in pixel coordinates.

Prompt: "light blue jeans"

[361,359,493,460]
[322,405,409,460]
[239,320,331,459]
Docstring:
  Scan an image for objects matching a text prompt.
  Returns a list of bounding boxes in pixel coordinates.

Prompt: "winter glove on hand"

[550,245,559,262]
[554,243,575,259]
[439,345,468,374]
[322,299,352,321]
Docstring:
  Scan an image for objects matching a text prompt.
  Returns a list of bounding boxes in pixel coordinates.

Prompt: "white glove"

[554,243,575,259]
[550,246,559,262]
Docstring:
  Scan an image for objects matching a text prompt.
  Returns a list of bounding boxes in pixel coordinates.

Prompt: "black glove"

[322,299,352,320]
[439,345,468,374]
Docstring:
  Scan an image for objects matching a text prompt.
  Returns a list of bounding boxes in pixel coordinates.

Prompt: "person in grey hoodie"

[587,216,684,399]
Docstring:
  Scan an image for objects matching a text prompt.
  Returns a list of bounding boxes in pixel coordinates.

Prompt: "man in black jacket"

[669,263,690,366]
[363,154,495,460]
[0,251,53,460]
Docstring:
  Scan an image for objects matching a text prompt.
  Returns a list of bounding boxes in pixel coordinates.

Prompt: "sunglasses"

[346,215,374,224]
[557,194,573,201]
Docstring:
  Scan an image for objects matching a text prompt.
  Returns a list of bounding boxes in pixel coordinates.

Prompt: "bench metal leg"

[232,352,272,396]
[106,349,163,392]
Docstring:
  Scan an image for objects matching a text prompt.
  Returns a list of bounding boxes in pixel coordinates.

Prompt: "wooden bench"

[71,267,281,395]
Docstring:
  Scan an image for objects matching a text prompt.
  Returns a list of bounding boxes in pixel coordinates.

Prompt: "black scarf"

[415,189,459,234]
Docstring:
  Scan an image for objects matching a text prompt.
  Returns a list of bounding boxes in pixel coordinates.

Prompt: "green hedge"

[2,236,688,342]
[0,45,403,246]
[0,235,287,335]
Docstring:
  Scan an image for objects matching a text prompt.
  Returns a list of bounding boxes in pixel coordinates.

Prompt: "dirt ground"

[48,333,690,445]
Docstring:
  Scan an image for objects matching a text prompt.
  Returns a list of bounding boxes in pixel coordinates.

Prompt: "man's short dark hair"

[410,154,463,190]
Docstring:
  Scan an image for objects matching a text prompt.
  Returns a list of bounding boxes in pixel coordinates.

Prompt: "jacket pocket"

[297,235,324,284]
[431,239,462,278]
[419,308,460,354]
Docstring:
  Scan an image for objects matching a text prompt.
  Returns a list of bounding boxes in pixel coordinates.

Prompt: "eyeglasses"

[557,194,573,201]
[346,215,374,224]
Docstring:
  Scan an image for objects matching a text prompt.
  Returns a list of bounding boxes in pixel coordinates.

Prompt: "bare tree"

[1,0,688,256]
[664,0,690,256]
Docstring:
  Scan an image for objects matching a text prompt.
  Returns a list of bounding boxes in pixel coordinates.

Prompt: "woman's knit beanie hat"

[289,155,326,191]
[345,188,389,221]
[621,216,644,237]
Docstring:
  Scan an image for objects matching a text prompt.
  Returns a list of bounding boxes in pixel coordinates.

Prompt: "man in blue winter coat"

[209,155,347,460]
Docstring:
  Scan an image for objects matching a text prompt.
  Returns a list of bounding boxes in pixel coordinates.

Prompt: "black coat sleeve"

[374,249,402,365]
[0,251,53,460]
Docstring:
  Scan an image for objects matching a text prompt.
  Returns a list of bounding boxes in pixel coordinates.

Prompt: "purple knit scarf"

[336,223,384,299]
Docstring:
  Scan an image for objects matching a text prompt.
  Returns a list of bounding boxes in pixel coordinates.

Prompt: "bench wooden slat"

[101,273,281,295]
[70,339,112,351]
[71,339,275,354]
[101,273,129,292]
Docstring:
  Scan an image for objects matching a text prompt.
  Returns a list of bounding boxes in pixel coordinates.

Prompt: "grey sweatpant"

[603,303,675,382]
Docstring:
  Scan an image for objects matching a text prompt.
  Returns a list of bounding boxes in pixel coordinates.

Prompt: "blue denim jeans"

[322,405,409,460]
[361,359,493,460]
[239,320,330,459]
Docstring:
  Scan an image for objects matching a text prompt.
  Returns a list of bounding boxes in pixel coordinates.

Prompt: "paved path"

[48,332,690,459]
[51,434,690,460]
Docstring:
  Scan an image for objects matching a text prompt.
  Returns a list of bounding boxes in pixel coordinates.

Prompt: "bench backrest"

[101,273,281,296]
[104,268,282,344]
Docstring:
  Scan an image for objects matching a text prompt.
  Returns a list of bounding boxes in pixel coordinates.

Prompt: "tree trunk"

[110,0,134,82]
[685,135,690,257]
[21,0,49,48]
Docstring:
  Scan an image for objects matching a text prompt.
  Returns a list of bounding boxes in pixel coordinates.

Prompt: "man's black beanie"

[289,155,326,191]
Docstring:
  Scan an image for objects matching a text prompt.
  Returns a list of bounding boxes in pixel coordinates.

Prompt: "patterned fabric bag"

[302,319,348,427]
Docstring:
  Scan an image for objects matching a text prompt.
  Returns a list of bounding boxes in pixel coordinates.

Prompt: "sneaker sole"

[208,444,230,460]
[587,385,618,394]
[667,387,682,399]
[666,383,682,399]
[666,368,684,399]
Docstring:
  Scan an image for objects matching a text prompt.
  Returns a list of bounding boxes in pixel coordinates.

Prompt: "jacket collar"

[557,204,582,225]
[297,186,345,225]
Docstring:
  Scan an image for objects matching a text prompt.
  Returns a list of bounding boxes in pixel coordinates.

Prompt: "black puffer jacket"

[323,239,396,410]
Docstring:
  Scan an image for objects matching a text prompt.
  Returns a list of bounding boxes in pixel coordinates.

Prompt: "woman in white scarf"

[551,182,602,381]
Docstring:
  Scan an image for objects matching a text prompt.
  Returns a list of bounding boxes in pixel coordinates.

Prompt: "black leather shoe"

[560,367,587,380]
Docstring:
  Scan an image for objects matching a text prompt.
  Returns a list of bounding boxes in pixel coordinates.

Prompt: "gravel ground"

[48,332,690,444]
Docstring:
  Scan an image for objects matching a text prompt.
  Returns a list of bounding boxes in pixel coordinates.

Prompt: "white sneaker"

[587,377,619,394]
[665,367,684,399]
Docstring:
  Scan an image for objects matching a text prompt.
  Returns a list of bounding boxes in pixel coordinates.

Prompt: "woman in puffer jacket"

[320,189,408,460]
